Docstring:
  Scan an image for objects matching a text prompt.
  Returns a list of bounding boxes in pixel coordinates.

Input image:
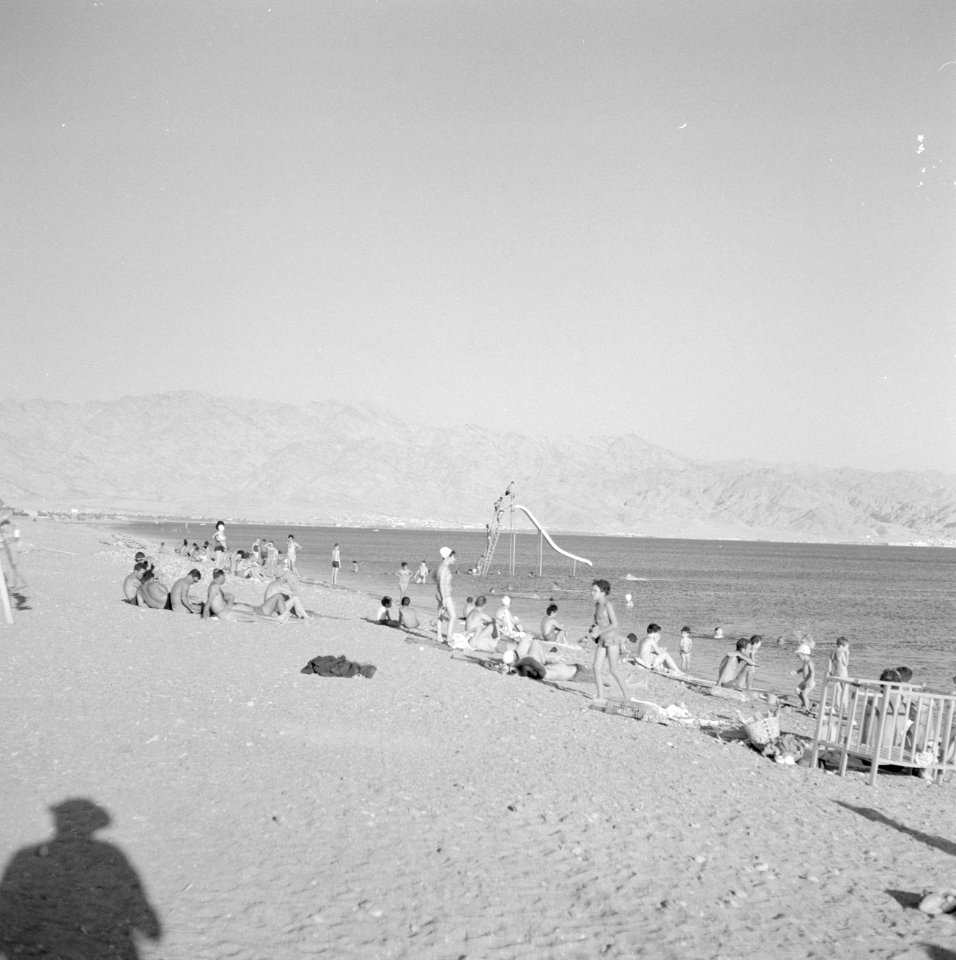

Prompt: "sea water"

[119,521,956,694]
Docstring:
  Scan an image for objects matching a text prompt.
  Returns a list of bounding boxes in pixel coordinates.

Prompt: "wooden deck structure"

[809,676,956,785]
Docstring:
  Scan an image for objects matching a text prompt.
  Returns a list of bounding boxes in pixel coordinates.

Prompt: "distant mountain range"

[2,391,954,544]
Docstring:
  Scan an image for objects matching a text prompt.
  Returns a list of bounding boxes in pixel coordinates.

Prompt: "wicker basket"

[745,715,780,747]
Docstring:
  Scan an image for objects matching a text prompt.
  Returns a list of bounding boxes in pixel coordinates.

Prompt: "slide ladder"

[476,495,591,576]
[479,516,503,576]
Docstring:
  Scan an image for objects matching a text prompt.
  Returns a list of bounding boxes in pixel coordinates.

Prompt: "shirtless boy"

[716,637,758,689]
[398,595,420,630]
[123,562,147,601]
[170,569,203,614]
[540,604,566,644]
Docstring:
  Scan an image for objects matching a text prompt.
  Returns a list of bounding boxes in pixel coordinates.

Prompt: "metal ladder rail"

[480,519,502,576]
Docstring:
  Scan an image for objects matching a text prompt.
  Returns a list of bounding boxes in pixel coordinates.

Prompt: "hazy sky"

[3,1,955,472]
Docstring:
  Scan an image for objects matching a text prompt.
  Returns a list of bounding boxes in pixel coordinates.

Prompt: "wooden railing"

[809,677,956,786]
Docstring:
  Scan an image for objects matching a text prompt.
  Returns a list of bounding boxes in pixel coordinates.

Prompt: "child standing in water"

[679,626,693,673]
[793,643,816,712]
[589,579,632,703]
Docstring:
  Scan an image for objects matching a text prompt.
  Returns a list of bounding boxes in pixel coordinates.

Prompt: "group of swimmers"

[122,549,310,624]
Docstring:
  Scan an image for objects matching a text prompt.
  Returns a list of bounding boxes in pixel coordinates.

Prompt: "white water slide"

[512,504,592,567]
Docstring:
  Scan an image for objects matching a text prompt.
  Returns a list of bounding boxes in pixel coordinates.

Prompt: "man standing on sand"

[434,547,456,645]
[331,543,341,585]
[170,569,203,614]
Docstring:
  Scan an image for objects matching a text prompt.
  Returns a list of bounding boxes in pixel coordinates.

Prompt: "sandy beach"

[1,520,953,960]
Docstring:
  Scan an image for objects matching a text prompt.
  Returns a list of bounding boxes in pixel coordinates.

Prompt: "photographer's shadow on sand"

[0,798,161,959]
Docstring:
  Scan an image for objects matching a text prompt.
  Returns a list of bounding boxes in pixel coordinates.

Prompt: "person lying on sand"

[202,569,291,623]
[123,562,148,602]
[264,573,309,619]
[540,603,567,644]
[170,569,203,614]
[509,636,579,682]
[136,570,171,610]
[634,624,682,673]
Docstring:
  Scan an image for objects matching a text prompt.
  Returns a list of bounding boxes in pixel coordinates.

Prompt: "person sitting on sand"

[635,624,682,673]
[494,596,523,639]
[123,562,148,601]
[398,595,420,630]
[463,595,498,648]
[234,551,265,581]
[376,596,396,624]
[540,604,567,644]
[264,573,310,619]
[462,597,476,620]
[716,637,758,688]
[202,569,291,623]
[170,569,203,614]
[176,539,190,556]
[133,551,156,573]
[136,570,171,610]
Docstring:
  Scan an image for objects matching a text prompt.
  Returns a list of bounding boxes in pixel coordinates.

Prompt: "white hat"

[439,546,452,559]
[796,643,812,657]
[501,595,511,606]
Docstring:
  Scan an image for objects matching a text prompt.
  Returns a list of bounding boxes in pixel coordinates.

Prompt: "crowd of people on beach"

[121,524,954,724]
[122,523,310,624]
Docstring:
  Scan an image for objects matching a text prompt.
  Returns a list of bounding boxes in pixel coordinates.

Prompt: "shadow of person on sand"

[919,946,956,960]
[0,798,161,959]
[837,802,956,857]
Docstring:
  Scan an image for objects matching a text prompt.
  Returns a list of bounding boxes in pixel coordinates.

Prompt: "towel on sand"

[301,655,377,679]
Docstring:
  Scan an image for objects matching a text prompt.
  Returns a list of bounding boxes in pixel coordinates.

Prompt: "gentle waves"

[124,521,956,693]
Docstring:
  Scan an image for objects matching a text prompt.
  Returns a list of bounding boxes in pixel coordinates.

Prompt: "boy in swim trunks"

[589,579,631,703]
[679,627,693,673]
